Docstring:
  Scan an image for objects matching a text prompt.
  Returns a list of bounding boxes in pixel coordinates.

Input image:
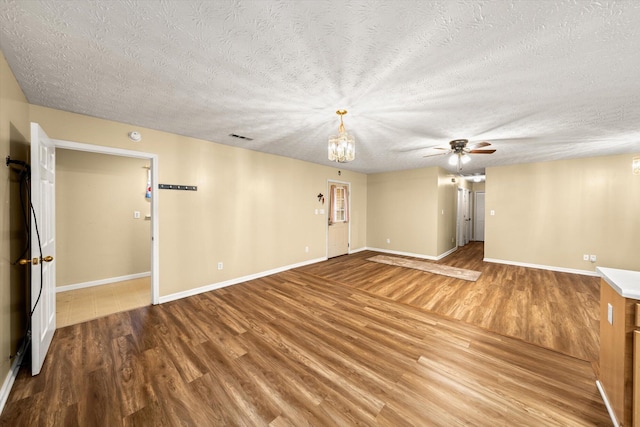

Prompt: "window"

[333,186,346,222]
[329,184,349,224]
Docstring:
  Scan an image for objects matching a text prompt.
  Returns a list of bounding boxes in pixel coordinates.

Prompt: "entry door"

[474,192,485,241]
[327,182,349,258]
[30,122,56,375]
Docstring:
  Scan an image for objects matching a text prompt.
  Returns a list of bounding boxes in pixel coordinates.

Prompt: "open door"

[29,122,56,375]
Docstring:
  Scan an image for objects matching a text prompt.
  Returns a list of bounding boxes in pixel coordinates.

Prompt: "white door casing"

[30,122,56,376]
[474,192,486,241]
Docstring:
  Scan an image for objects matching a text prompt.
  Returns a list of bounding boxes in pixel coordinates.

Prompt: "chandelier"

[328,109,355,163]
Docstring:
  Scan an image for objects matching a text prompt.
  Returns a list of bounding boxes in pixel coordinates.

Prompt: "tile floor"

[56,277,151,328]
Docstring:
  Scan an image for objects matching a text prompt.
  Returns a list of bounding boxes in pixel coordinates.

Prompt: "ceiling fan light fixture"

[328,110,355,163]
[461,154,471,164]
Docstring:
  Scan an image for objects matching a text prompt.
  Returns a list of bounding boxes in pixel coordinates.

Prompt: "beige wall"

[485,154,640,272]
[56,150,151,286]
[0,50,30,389]
[29,105,367,297]
[367,166,456,258]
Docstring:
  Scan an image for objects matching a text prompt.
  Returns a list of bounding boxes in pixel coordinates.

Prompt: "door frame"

[473,191,485,241]
[326,179,351,258]
[52,138,160,304]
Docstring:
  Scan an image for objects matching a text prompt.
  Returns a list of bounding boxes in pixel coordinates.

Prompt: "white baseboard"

[348,246,367,254]
[436,247,458,260]
[0,341,27,416]
[596,380,619,427]
[483,258,599,277]
[57,271,151,293]
[159,257,327,304]
[365,246,457,261]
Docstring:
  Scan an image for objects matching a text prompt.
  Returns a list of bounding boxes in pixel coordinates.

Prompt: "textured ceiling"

[1,0,640,175]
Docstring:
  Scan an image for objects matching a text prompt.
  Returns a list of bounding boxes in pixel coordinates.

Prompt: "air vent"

[229,133,253,141]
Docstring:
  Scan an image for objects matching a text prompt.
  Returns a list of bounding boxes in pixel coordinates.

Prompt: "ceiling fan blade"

[423,152,449,158]
[468,149,496,154]
[468,141,491,149]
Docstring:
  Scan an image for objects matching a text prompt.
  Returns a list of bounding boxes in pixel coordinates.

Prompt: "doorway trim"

[326,179,351,258]
[51,138,160,304]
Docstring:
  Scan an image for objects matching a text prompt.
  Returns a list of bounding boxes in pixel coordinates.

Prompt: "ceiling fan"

[424,139,496,171]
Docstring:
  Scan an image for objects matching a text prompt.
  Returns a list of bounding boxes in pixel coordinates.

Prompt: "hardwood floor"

[300,243,600,362]
[0,244,608,426]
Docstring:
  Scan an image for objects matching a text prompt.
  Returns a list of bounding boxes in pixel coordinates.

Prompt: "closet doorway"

[55,149,152,326]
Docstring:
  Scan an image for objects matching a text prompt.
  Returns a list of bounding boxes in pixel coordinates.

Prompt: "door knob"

[18,255,53,265]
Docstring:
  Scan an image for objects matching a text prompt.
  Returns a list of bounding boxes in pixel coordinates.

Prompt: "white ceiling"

[1,0,640,175]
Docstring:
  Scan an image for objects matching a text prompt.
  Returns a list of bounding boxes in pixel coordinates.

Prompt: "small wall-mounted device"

[128,131,142,142]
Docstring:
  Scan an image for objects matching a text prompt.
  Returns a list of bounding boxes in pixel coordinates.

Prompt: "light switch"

[133,211,140,219]
[319,209,325,214]
[490,210,495,216]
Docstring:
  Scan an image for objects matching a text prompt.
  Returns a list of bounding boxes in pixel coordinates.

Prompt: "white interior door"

[474,192,485,241]
[30,122,56,375]
[327,182,350,258]
[457,188,472,246]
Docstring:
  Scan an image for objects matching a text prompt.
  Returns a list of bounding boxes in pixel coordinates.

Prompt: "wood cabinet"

[635,331,640,426]
[597,268,640,427]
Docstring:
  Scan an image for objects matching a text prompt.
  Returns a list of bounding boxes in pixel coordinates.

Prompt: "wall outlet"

[386,238,391,244]
[217,262,223,270]
[305,246,309,253]
[590,254,597,262]
[583,254,589,261]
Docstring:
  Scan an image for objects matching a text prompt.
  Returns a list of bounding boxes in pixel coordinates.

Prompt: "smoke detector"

[128,131,142,142]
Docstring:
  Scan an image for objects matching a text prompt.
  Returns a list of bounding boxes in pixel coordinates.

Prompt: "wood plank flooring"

[0,243,608,426]
[300,243,600,362]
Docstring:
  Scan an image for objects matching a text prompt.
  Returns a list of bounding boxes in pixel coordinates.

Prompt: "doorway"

[55,149,152,326]
[52,138,159,305]
[327,180,350,258]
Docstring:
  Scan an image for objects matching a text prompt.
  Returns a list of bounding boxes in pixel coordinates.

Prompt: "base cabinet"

[598,278,639,426]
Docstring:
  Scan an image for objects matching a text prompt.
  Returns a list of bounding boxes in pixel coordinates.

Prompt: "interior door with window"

[29,122,56,375]
[327,182,349,258]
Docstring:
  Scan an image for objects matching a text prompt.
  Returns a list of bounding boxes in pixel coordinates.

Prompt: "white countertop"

[597,267,640,300]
